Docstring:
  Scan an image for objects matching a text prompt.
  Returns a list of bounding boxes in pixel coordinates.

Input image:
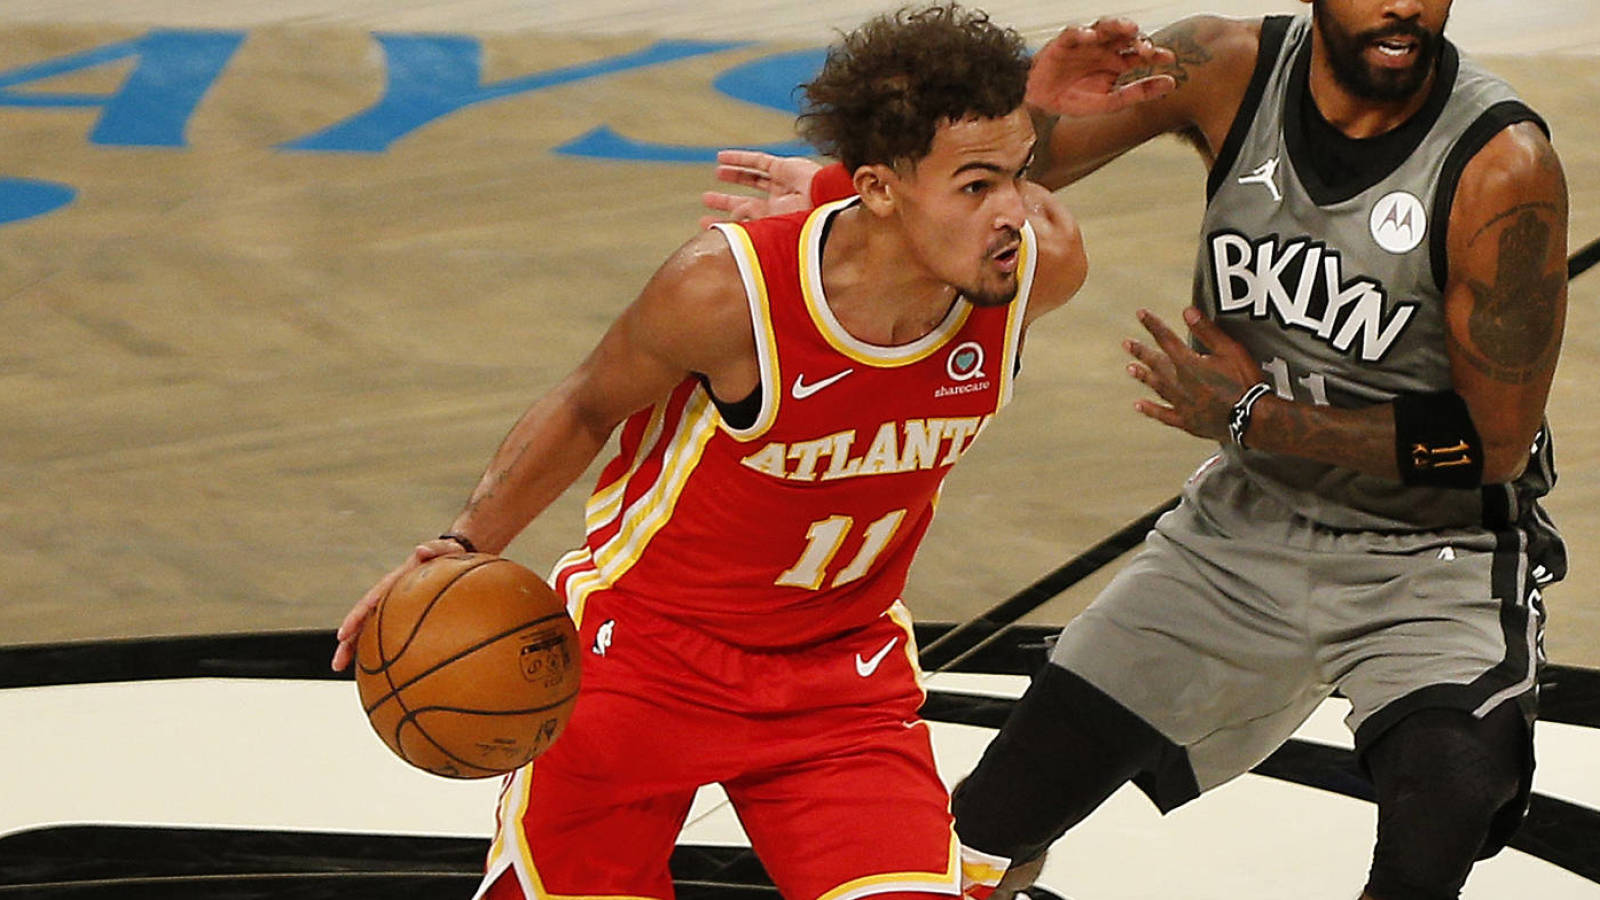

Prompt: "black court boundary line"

[0,827,765,892]
[0,824,1063,900]
[916,497,1180,672]
[1,636,1597,885]
[1569,234,1600,280]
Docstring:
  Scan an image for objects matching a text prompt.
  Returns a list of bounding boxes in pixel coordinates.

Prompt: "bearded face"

[1313,0,1450,101]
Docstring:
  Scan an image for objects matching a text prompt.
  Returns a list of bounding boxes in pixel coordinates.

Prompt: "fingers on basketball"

[354,553,581,779]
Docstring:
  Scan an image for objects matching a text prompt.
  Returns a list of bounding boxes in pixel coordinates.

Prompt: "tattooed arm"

[1442,121,1568,482]
[1026,15,1263,191]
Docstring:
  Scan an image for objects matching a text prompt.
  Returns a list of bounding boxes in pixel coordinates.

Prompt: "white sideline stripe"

[2,677,1597,899]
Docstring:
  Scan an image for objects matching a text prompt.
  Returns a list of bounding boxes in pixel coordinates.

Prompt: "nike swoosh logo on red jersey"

[791,368,854,399]
[855,636,899,677]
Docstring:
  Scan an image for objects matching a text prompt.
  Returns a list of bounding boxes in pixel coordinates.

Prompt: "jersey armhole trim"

[1207,14,1294,202]
[708,222,782,440]
[1428,101,1548,293]
[997,222,1037,409]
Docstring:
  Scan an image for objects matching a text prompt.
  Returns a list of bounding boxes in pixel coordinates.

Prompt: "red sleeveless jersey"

[552,199,1039,649]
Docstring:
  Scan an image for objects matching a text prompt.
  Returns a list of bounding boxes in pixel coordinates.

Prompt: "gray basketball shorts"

[1049,464,1547,809]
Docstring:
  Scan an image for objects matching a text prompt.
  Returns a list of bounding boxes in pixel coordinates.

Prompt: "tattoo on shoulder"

[1119,21,1212,87]
[1457,204,1564,384]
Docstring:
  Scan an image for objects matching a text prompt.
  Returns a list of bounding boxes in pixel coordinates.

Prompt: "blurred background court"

[0,0,1596,667]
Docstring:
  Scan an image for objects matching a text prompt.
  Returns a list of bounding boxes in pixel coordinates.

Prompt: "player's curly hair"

[797,4,1030,172]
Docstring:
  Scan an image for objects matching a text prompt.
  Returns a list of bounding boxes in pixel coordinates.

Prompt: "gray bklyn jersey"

[1194,15,1561,547]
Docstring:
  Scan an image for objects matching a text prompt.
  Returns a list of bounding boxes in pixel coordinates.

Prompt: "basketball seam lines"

[361,610,573,715]
[394,688,581,720]
[368,556,519,775]
[360,556,504,677]
[392,686,581,777]
[361,555,577,777]
[372,558,506,767]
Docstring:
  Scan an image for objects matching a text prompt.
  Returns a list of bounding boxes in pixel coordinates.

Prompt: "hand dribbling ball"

[355,553,580,778]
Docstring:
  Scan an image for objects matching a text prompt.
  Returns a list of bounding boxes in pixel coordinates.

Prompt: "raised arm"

[332,230,754,669]
[1019,180,1088,328]
[1025,15,1263,191]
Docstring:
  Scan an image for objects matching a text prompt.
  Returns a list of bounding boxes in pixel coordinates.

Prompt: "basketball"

[354,552,581,779]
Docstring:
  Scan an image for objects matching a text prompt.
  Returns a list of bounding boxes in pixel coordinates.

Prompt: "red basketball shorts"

[475,589,959,900]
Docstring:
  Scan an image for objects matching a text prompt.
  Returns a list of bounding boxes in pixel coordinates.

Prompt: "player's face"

[1312,0,1451,101]
[893,109,1035,307]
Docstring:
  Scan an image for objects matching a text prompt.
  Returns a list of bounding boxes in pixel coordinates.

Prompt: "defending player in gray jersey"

[948,4,1569,900]
[1196,15,1559,536]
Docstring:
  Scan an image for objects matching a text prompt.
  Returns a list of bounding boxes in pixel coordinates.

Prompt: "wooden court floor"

[0,1,1597,671]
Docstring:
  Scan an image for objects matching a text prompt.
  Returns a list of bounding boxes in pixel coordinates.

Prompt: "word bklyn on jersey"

[741,416,991,482]
[1210,230,1418,362]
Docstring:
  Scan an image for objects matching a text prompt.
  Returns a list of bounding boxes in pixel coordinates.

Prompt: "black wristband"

[1393,390,1484,488]
[438,532,478,554]
[1227,383,1273,449]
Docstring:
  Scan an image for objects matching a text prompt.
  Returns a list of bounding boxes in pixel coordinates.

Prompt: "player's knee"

[1364,707,1526,900]
[953,665,1160,862]
[1369,707,1522,822]
[953,730,1090,860]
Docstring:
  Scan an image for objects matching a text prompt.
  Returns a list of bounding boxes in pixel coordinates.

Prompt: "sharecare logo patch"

[946,341,985,381]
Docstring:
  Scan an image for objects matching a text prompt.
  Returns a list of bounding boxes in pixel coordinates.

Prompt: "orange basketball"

[354,552,580,778]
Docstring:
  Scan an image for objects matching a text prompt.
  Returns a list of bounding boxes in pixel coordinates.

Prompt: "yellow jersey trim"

[708,222,781,440]
[494,766,664,900]
[584,403,668,536]
[798,198,974,367]
[591,390,718,583]
[814,829,962,900]
[996,221,1036,409]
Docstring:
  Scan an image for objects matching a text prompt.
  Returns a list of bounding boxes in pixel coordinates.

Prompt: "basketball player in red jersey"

[331,6,1164,898]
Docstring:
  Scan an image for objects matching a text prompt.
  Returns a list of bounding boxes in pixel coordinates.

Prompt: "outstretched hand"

[1124,307,1262,441]
[1028,18,1177,116]
[700,149,823,227]
[330,537,464,672]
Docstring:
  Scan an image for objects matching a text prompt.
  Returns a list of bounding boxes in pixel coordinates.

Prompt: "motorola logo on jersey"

[1369,190,1427,254]
[1208,229,1419,362]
